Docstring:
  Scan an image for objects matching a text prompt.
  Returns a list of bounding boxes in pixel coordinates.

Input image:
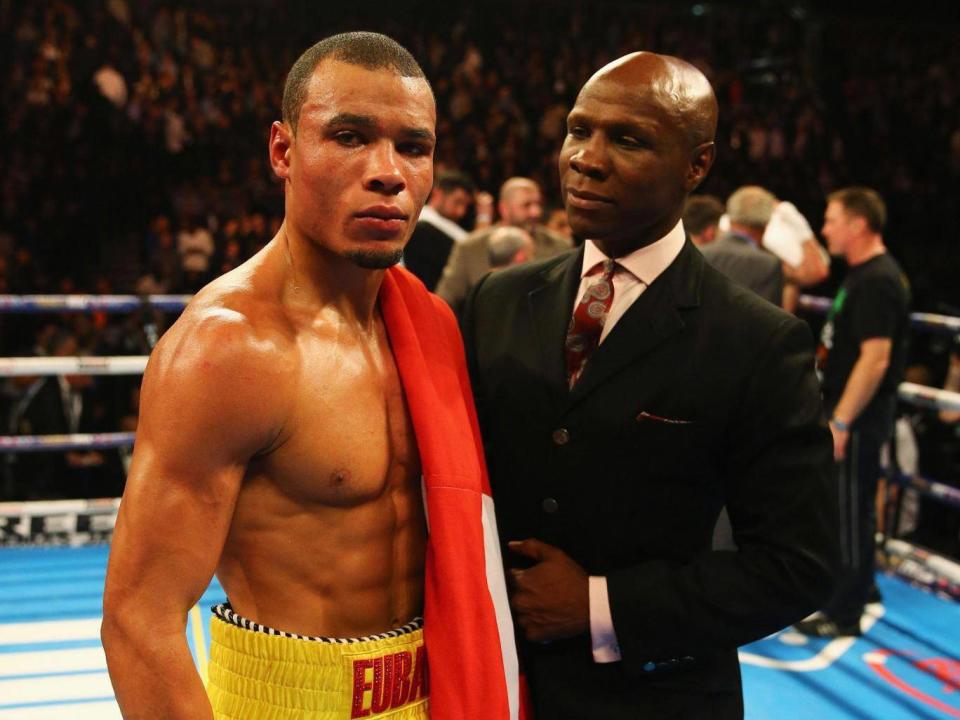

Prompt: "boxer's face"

[432,187,472,222]
[272,60,436,268]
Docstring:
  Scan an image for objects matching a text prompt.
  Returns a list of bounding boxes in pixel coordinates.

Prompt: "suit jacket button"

[542,497,559,514]
[552,428,570,445]
[643,661,656,672]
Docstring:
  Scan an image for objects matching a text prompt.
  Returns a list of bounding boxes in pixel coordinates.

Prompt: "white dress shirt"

[577,219,686,663]
[418,205,468,243]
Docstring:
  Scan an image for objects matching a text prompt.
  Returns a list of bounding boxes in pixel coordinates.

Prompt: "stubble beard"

[346,247,404,269]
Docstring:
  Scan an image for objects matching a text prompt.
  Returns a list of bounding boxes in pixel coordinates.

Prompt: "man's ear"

[269,121,293,180]
[850,214,868,236]
[686,141,716,192]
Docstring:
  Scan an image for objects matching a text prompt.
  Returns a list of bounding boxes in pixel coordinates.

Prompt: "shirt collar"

[726,229,758,247]
[581,219,686,285]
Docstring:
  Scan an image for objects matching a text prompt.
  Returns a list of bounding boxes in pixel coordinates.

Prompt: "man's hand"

[508,538,589,643]
[829,420,850,460]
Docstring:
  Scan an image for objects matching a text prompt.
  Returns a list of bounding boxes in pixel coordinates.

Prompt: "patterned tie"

[565,259,617,388]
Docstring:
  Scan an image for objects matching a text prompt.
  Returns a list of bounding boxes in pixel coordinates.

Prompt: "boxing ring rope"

[0,355,148,377]
[0,360,958,450]
[0,294,192,313]
[792,297,960,597]
[0,293,957,598]
[798,294,960,335]
[2,292,955,334]
[0,432,136,452]
[0,292,956,331]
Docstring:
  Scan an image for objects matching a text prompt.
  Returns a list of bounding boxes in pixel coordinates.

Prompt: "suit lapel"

[527,247,584,410]
[565,240,704,411]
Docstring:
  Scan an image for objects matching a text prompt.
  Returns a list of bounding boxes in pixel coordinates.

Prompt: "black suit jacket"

[6,378,122,501]
[462,241,838,719]
[404,221,456,291]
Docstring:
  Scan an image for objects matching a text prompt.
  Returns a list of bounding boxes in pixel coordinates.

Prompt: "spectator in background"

[136,260,171,296]
[797,187,911,637]
[487,226,534,270]
[682,194,724,247]
[404,170,475,290]
[702,186,783,306]
[176,215,214,275]
[174,215,214,292]
[473,190,495,230]
[241,212,269,250]
[939,339,960,425]
[1,1,956,315]
[436,177,571,311]
[5,328,121,500]
[545,206,574,243]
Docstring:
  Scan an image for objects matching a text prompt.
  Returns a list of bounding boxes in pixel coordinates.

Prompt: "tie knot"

[587,259,617,278]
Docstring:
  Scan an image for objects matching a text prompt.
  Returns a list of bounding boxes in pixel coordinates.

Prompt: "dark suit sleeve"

[404,224,452,291]
[761,259,784,307]
[607,316,838,674]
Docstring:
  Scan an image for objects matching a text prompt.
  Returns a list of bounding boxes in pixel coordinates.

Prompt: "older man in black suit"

[462,52,838,719]
[702,185,783,306]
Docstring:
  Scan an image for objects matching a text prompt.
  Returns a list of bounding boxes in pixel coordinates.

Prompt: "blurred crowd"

[2,1,958,305]
[0,0,958,552]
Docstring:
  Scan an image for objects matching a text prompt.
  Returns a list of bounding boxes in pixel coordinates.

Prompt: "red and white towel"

[380,266,523,720]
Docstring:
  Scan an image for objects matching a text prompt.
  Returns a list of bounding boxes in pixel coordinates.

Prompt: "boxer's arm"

[102,311,286,719]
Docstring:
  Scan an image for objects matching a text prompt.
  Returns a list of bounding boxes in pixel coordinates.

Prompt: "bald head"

[499,177,539,204]
[584,52,718,148]
[497,177,543,231]
[559,50,719,254]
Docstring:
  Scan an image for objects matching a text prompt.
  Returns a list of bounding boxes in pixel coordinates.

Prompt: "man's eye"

[334,131,364,146]
[568,126,589,139]
[399,142,431,157]
[618,136,646,148]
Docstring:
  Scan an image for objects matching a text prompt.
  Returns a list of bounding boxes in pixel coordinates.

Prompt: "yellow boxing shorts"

[207,603,430,720]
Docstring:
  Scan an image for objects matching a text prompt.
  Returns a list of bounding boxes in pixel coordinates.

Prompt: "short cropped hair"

[435,170,475,196]
[726,186,777,229]
[683,195,724,235]
[282,32,429,133]
[828,186,886,233]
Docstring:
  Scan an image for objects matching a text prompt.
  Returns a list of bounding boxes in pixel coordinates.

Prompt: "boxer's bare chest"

[255,315,421,506]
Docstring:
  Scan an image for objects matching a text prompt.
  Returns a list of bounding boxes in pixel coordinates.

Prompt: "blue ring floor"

[1,545,958,718]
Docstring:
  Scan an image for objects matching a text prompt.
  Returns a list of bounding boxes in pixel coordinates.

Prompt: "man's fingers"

[508,538,551,562]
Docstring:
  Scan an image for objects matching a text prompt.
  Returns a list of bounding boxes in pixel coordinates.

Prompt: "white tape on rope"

[897,382,960,412]
[0,356,148,377]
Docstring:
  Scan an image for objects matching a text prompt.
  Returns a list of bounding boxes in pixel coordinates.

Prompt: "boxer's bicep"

[105,311,288,627]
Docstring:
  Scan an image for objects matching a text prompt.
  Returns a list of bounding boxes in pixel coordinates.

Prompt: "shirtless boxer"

[103,33,445,720]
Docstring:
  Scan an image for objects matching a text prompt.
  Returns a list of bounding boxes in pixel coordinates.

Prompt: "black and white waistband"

[211,602,423,644]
